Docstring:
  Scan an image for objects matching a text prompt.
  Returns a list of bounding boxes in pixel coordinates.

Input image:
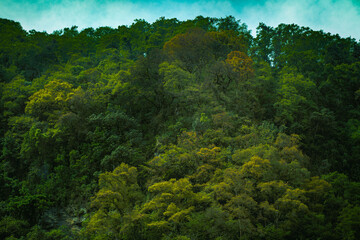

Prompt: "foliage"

[0,16,359,239]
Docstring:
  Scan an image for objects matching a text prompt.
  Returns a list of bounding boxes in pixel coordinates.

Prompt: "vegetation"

[1,16,360,239]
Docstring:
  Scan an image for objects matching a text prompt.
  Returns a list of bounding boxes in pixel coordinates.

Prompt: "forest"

[0,15,360,239]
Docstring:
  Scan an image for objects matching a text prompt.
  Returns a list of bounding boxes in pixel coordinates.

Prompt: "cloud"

[240,0,360,39]
[94,0,237,29]
[0,0,237,32]
[0,0,97,32]
[0,0,359,40]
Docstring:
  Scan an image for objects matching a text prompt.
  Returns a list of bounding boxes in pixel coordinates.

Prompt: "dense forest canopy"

[1,16,360,239]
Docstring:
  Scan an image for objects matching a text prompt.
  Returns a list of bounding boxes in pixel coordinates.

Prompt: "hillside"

[1,16,360,239]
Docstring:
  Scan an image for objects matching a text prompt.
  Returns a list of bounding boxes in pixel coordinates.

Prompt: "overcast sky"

[1,0,359,40]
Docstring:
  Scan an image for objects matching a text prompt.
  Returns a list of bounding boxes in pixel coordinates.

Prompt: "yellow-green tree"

[84,163,144,239]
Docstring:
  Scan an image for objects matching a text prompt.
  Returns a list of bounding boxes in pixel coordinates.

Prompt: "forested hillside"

[1,16,360,239]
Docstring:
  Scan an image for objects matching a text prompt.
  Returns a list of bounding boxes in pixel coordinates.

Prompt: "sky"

[1,0,360,40]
